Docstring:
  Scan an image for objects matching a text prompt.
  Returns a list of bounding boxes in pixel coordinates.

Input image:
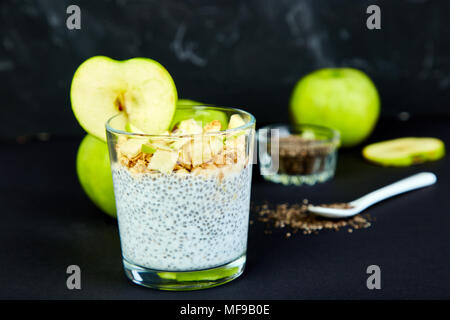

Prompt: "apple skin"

[289,68,380,147]
[170,99,228,130]
[76,134,116,217]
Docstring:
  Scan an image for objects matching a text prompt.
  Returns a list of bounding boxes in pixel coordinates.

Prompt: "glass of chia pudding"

[106,105,255,290]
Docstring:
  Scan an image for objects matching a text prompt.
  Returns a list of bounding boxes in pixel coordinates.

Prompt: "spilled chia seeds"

[252,199,374,237]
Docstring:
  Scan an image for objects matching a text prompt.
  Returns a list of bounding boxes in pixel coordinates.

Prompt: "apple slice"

[118,139,141,158]
[71,56,177,141]
[363,137,445,166]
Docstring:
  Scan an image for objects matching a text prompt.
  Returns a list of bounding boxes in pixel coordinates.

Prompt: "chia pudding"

[109,115,254,272]
[112,164,252,271]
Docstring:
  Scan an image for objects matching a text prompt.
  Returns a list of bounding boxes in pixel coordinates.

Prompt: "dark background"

[0,0,449,140]
[1,0,450,301]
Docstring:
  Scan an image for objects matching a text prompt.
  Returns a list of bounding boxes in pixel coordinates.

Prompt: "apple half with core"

[71,56,177,141]
[290,68,380,147]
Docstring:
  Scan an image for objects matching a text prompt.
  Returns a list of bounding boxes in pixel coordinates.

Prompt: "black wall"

[1,0,449,139]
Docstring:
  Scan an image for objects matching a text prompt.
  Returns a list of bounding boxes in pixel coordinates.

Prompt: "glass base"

[262,170,335,186]
[123,254,246,291]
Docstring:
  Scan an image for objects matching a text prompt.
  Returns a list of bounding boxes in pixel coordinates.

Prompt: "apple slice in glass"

[71,56,177,141]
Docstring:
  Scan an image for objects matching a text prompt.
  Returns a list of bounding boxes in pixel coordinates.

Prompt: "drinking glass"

[106,105,255,290]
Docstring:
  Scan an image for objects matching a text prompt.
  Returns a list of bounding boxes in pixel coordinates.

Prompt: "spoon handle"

[351,172,437,210]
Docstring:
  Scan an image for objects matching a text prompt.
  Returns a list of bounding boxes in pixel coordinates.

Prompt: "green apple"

[71,56,177,141]
[170,99,228,130]
[363,137,445,166]
[76,134,116,217]
[289,68,380,147]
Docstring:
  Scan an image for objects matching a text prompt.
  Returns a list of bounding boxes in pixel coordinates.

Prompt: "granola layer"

[115,115,249,176]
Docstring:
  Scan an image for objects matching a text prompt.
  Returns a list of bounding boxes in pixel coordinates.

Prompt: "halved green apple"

[363,137,445,166]
[71,56,177,141]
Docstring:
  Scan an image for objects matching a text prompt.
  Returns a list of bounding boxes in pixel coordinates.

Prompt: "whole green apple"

[289,68,380,147]
[76,134,116,217]
[170,99,228,130]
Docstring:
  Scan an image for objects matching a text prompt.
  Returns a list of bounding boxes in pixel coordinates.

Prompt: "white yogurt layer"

[112,164,252,271]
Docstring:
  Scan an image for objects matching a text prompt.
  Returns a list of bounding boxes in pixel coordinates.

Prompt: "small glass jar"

[258,124,340,186]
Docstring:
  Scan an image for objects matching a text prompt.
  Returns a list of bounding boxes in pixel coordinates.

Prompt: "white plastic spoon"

[308,172,437,218]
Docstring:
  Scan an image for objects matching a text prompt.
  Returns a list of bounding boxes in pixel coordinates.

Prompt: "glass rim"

[105,105,256,138]
[258,123,341,144]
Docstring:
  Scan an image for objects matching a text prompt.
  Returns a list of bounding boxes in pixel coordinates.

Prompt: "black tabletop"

[1,115,449,300]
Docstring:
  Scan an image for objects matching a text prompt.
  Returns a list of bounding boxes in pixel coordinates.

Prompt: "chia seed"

[112,164,252,271]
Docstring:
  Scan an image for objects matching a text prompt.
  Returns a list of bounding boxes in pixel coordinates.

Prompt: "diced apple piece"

[225,115,247,162]
[148,149,178,174]
[169,138,190,151]
[209,136,224,156]
[201,135,225,164]
[177,119,203,134]
[224,134,246,163]
[190,137,204,167]
[179,143,192,169]
[119,139,143,158]
[202,137,213,163]
[179,138,203,168]
[224,115,247,163]
[228,114,245,129]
